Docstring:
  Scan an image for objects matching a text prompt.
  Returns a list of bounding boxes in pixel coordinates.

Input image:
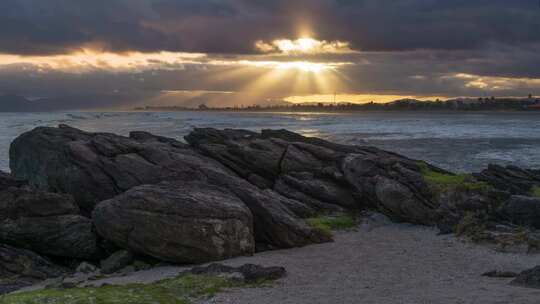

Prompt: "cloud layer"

[1,0,540,109]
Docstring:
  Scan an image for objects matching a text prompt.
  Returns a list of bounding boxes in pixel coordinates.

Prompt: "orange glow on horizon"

[285,94,450,104]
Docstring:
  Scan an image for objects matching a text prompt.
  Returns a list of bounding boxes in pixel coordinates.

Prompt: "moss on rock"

[306,214,357,238]
[531,186,540,198]
[418,162,489,193]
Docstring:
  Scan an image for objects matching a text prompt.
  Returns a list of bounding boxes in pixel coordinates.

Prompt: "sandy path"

[203,224,540,304]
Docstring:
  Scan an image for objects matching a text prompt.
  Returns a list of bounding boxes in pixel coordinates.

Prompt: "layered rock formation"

[9,125,328,262]
[186,128,443,225]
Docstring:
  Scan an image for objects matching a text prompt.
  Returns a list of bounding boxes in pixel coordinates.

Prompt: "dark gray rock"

[190,263,286,283]
[0,173,99,262]
[100,250,134,274]
[500,196,540,229]
[482,270,518,278]
[0,244,66,294]
[186,128,441,225]
[0,184,100,260]
[11,126,328,250]
[0,171,25,190]
[93,181,255,264]
[76,262,98,274]
[436,188,509,234]
[512,266,540,289]
[474,164,540,195]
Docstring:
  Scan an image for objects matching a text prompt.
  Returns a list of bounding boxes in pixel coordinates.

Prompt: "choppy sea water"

[1,111,540,173]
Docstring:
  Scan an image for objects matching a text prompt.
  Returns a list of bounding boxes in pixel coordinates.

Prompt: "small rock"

[190,263,286,283]
[60,282,77,289]
[359,212,392,232]
[101,250,134,274]
[132,260,152,271]
[511,266,540,288]
[76,262,98,274]
[44,277,65,289]
[119,265,136,275]
[482,270,518,278]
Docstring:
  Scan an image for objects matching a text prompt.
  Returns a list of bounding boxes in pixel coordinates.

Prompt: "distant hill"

[0,94,142,112]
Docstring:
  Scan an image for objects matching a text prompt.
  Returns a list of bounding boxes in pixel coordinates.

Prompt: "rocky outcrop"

[8,125,540,273]
[0,244,66,294]
[10,126,329,250]
[475,164,540,195]
[93,181,255,263]
[0,174,99,260]
[186,128,443,225]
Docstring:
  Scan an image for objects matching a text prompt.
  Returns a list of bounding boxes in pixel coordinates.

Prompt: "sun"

[274,61,329,73]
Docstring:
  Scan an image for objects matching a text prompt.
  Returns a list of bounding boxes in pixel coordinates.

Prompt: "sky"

[1,0,540,110]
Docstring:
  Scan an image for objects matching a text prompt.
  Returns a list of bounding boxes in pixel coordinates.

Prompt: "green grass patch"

[0,274,251,304]
[306,214,356,238]
[418,162,489,192]
[531,186,540,198]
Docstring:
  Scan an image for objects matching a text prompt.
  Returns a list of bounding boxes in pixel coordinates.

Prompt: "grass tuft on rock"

[531,186,540,198]
[418,162,489,192]
[306,214,356,238]
[0,274,256,304]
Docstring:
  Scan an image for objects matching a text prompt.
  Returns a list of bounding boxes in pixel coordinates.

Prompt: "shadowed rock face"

[500,196,540,229]
[0,172,100,260]
[10,126,328,252]
[475,164,540,196]
[93,181,255,263]
[0,172,25,190]
[0,244,66,294]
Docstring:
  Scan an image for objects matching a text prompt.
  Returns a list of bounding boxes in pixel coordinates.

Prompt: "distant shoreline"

[134,97,540,113]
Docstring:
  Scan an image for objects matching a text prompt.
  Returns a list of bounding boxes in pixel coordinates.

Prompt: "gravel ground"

[203,224,540,304]
[19,223,540,303]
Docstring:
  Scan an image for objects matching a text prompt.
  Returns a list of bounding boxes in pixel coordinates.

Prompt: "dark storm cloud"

[1,0,539,55]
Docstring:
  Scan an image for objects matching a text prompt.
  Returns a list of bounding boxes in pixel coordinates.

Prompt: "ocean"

[2,111,540,173]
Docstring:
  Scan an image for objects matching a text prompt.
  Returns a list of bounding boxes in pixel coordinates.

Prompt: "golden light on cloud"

[0,49,206,72]
[446,73,540,91]
[255,38,355,55]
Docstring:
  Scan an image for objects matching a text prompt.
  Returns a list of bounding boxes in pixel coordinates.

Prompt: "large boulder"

[0,182,99,260]
[93,181,255,263]
[10,126,328,249]
[0,244,66,294]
